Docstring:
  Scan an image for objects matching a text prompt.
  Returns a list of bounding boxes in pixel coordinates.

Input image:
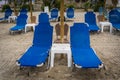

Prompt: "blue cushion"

[33,23,53,47]
[70,23,90,48]
[50,8,58,19]
[18,46,49,66]
[66,8,74,18]
[39,13,49,23]
[10,25,25,31]
[71,48,102,68]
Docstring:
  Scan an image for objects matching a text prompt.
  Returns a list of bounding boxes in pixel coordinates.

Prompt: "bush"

[75,0,80,3]
[2,4,10,12]
[54,0,60,10]
[83,1,91,11]
[21,4,33,11]
[67,4,74,8]
[92,1,104,12]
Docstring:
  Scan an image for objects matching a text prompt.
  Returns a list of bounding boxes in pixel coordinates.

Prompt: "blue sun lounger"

[0,8,12,22]
[109,9,120,30]
[9,14,28,34]
[70,23,103,68]
[85,11,100,32]
[17,13,53,67]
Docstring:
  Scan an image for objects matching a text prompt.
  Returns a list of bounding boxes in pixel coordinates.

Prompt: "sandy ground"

[0,11,120,80]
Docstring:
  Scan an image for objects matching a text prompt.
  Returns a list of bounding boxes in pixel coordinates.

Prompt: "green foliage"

[112,0,118,7]
[42,0,50,6]
[42,0,51,10]
[41,5,44,11]
[54,0,60,10]
[2,4,10,12]
[92,1,104,12]
[83,1,91,11]
[108,5,114,10]
[21,4,33,11]
[67,4,74,8]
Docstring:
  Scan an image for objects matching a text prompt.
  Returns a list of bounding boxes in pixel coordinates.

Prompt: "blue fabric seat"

[85,11,100,31]
[109,9,120,30]
[0,8,12,22]
[70,23,103,68]
[18,46,49,66]
[17,13,53,67]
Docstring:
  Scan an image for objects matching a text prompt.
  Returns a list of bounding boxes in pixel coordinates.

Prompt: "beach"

[0,11,120,80]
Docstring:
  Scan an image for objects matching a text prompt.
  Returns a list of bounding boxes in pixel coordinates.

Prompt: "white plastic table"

[99,21,112,33]
[8,16,17,23]
[25,23,36,33]
[50,43,72,68]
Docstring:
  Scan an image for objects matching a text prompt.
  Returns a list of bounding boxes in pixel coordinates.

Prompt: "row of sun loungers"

[16,13,103,70]
[1,8,120,33]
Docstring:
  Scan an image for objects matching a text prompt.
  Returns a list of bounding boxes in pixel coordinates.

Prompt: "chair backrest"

[109,9,120,24]
[85,11,96,25]
[50,8,58,19]
[20,8,27,14]
[55,23,69,37]
[33,24,53,47]
[5,8,12,19]
[38,12,49,23]
[70,23,90,48]
[33,13,53,47]
[16,14,28,26]
[66,8,74,18]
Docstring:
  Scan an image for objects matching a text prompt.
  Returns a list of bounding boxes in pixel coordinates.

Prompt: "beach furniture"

[0,8,12,22]
[50,8,59,21]
[66,8,74,20]
[109,9,120,31]
[17,13,53,68]
[70,23,103,68]
[85,11,100,32]
[9,14,28,34]
[54,23,69,43]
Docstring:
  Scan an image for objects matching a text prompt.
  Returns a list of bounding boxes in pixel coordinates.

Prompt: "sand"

[0,11,120,80]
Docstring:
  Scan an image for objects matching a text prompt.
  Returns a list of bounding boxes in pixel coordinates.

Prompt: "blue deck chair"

[109,9,120,30]
[9,14,28,34]
[70,23,103,68]
[85,11,100,31]
[17,13,53,67]
[66,8,74,19]
[50,8,58,21]
[0,8,12,22]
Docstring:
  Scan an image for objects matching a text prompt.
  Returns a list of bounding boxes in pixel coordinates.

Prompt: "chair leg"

[72,64,76,72]
[97,30,101,34]
[27,71,30,77]
[19,66,24,70]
